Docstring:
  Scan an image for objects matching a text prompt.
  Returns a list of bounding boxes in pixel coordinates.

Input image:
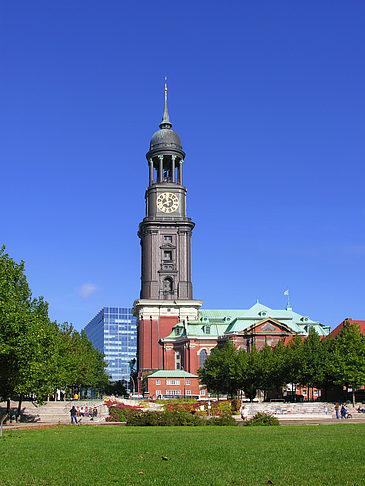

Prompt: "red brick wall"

[138,315,180,373]
[147,376,201,398]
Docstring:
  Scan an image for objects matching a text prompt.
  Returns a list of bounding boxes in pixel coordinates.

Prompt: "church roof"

[148,370,198,378]
[163,301,330,340]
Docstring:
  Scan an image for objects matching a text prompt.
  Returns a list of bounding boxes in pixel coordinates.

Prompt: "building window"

[186,380,190,385]
[175,327,180,336]
[166,390,181,395]
[163,277,173,293]
[200,389,206,396]
[163,250,172,261]
[164,236,172,242]
[166,379,180,385]
[156,380,161,385]
[303,390,307,396]
[175,351,182,370]
[156,390,161,397]
[199,349,208,368]
[186,390,191,395]
[205,326,210,334]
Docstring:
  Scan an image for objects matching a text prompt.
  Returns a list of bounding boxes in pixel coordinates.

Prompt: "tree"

[270,340,289,397]
[299,328,326,398]
[198,341,240,396]
[0,246,59,414]
[238,346,263,400]
[258,345,278,401]
[284,335,304,401]
[0,246,110,417]
[331,321,365,406]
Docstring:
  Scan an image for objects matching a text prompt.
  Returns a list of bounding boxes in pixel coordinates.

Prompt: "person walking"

[70,406,78,425]
[240,403,249,421]
[334,403,340,419]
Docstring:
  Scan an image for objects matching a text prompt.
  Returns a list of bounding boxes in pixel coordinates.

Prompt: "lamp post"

[129,359,136,395]
[181,366,186,398]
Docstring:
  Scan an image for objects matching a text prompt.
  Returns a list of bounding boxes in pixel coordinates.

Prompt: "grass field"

[0,424,364,485]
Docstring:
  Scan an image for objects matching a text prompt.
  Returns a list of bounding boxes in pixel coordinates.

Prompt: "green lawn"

[0,424,364,485]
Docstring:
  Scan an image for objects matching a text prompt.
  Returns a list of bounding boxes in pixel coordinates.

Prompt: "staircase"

[0,400,109,424]
[241,401,349,418]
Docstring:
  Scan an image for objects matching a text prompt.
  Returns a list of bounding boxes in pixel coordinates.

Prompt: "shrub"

[245,412,280,426]
[206,415,238,426]
[155,398,197,404]
[211,400,233,416]
[230,399,241,413]
[106,405,142,422]
[126,410,206,426]
[163,402,200,414]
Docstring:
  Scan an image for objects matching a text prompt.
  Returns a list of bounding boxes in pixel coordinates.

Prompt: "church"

[133,85,330,397]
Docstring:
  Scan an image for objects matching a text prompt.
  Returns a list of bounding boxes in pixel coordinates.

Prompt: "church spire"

[159,76,172,129]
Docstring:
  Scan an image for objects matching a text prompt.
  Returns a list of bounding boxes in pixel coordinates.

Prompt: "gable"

[260,323,277,333]
[243,318,296,335]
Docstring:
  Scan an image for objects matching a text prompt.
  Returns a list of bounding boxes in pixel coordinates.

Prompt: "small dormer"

[175,325,182,336]
[259,311,267,317]
[205,325,211,335]
[300,316,309,322]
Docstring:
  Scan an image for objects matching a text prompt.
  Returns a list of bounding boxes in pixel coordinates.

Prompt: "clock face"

[157,192,179,213]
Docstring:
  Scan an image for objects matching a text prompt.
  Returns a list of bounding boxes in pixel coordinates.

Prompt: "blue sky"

[2,1,364,330]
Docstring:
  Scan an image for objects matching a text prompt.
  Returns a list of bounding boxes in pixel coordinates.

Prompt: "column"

[149,159,154,186]
[171,156,176,183]
[158,155,163,183]
[178,159,183,184]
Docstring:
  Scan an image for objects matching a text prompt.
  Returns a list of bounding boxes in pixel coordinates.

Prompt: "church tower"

[134,82,202,380]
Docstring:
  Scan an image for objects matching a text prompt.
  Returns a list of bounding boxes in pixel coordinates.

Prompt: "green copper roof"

[149,370,198,378]
[163,302,329,340]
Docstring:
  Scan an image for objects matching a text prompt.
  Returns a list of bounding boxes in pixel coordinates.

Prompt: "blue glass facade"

[84,307,137,382]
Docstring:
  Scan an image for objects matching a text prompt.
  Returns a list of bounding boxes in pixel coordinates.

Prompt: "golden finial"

[164,76,168,95]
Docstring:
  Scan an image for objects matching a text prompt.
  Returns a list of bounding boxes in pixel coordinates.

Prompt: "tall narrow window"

[199,349,208,368]
[163,250,172,261]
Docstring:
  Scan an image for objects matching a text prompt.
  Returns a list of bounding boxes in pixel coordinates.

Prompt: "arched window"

[163,277,173,293]
[199,349,208,368]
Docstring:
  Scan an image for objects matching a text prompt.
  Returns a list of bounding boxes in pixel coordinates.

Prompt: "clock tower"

[134,83,202,379]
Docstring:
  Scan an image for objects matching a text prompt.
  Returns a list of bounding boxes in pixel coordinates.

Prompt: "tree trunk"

[6,398,10,417]
[17,394,23,422]
[352,389,356,408]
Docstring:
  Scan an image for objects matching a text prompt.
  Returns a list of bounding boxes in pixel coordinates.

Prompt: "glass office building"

[84,307,137,382]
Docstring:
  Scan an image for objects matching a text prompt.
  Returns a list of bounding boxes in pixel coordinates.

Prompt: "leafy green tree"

[198,341,240,396]
[0,246,109,418]
[57,326,109,394]
[285,335,304,400]
[331,321,365,406]
[299,328,326,398]
[237,346,262,400]
[270,340,289,397]
[258,345,277,400]
[0,246,59,414]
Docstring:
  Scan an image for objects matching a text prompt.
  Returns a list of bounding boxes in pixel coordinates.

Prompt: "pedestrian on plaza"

[70,406,78,425]
[324,406,328,415]
[240,403,249,421]
[334,403,340,419]
[340,404,347,419]
[73,393,79,401]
